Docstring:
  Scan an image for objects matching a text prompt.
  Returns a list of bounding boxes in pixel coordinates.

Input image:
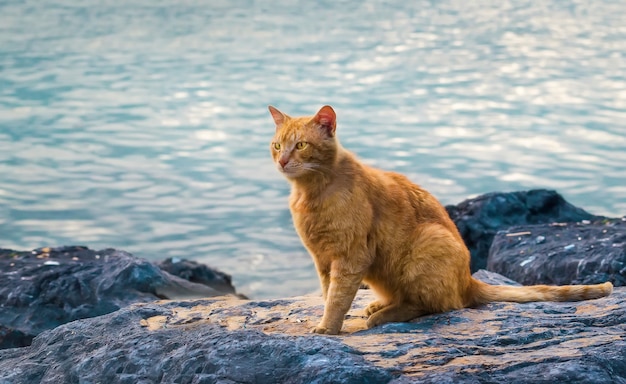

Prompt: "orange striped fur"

[268,105,613,335]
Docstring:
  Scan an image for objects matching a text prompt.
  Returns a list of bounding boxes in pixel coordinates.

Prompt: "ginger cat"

[268,105,613,335]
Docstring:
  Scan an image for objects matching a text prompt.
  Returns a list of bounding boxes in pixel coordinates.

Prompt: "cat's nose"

[279,158,289,168]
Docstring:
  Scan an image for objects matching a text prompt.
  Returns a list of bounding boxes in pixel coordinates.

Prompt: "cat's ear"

[268,106,287,128]
[313,105,337,137]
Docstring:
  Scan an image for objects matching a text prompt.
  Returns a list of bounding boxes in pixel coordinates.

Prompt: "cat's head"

[268,105,338,180]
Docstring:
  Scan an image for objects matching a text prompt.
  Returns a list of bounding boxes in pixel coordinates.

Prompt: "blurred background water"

[1,0,625,298]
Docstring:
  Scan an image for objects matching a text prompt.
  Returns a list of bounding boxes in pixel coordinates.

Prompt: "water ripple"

[0,0,625,298]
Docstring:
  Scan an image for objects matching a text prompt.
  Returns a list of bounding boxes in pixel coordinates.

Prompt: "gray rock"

[446,189,600,272]
[0,246,240,350]
[471,269,521,286]
[1,271,624,383]
[157,257,245,298]
[488,218,626,286]
[0,302,392,384]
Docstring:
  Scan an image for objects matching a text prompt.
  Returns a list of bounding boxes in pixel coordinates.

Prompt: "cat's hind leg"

[364,300,388,316]
[366,303,424,329]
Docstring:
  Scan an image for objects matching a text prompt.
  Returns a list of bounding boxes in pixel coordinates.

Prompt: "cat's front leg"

[314,264,331,301]
[312,267,364,335]
[319,271,330,300]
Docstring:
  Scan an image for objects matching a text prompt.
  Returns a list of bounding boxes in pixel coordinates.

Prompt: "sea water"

[1,0,625,298]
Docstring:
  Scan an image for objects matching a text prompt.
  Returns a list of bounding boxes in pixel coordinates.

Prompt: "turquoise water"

[1,0,625,298]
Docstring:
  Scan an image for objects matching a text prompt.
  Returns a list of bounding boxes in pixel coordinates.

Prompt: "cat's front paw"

[311,324,340,335]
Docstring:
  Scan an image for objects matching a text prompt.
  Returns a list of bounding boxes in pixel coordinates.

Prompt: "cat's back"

[360,164,428,208]
[360,164,459,233]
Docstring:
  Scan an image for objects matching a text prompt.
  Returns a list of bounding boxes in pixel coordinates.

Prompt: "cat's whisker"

[303,163,337,176]
[302,164,324,174]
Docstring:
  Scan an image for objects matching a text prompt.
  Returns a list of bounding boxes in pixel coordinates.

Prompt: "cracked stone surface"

[1,271,624,383]
[488,218,626,287]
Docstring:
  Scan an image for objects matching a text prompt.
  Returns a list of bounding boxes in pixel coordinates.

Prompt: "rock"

[0,302,392,384]
[446,189,601,272]
[488,218,626,286]
[0,246,240,350]
[157,257,245,298]
[0,326,31,350]
[470,268,522,286]
[0,270,624,383]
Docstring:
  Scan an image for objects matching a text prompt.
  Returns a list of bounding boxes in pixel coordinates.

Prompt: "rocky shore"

[0,247,242,349]
[1,189,624,383]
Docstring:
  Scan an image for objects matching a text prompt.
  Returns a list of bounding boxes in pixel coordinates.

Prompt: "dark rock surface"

[0,246,240,350]
[446,189,601,272]
[0,326,31,350]
[0,271,624,383]
[488,218,626,287]
[158,257,244,298]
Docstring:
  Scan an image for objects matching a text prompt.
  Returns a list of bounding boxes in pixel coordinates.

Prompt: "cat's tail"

[469,278,613,306]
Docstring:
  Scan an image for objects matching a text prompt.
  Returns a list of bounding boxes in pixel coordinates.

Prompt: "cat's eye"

[273,142,281,151]
[295,142,308,150]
